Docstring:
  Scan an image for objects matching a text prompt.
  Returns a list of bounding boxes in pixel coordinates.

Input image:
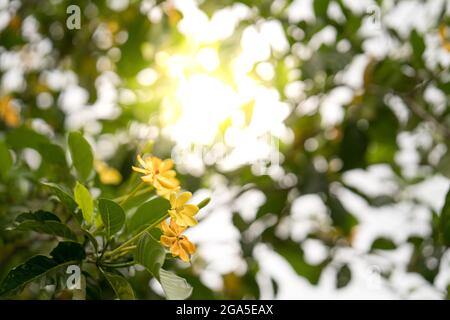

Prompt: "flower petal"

[157,186,178,199]
[177,245,190,262]
[180,237,196,255]
[137,155,147,168]
[169,192,177,208]
[184,215,198,227]
[170,241,182,257]
[169,218,185,235]
[151,157,162,170]
[163,170,177,178]
[176,192,192,207]
[160,235,175,248]
[156,175,180,189]
[160,220,177,237]
[132,166,149,174]
[159,159,174,172]
[141,175,153,183]
[182,204,199,216]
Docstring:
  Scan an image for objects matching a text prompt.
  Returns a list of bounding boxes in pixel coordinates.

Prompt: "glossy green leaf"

[0,241,85,297]
[159,268,193,300]
[103,272,135,300]
[50,241,86,262]
[336,264,352,289]
[98,198,125,238]
[14,210,76,240]
[68,132,93,181]
[41,182,78,213]
[74,182,94,225]
[134,231,165,277]
[127,197,170,233]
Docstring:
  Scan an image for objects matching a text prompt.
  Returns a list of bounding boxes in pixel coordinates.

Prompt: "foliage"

[0,129,207,299]
[0,0,450,299]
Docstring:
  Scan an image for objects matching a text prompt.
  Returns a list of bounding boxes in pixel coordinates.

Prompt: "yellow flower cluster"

[159,219,196,263]
[132,154,200,262]
[94,160,122,185]
[132,155,180,198]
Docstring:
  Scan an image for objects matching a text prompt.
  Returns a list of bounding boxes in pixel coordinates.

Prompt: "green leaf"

[134,232,165,277]
[5,126,50,150]
[340,122,368,170]
[74,182,94,225]
[336,264,352,289]
[68,132,93,181]
[159,268,193,300]
[371,237,397,251]
[0,140,12,180]
[103,272,135,300]
[16,211,60,223]
[14,210,77,240]
[50,241,86,262]
[327,193,358,236]
[411,29,425,66]
[41,182,78,213]
[437,152,450,180]
[273,240,329,285]
[38,143,69,169]
[121,189,153,212]
[98,198,125,238]
[127,197,170,233]
[82,229,99,253]
[0,241,85,297]
[439,188,450,246]
[197,197,210,209]
[313,0,330,18]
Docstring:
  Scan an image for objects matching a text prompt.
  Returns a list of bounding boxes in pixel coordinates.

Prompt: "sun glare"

[153,42,292,175]
[143,0,294,175]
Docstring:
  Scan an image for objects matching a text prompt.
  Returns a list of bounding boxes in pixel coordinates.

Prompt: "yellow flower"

[132,155,180,196]
[160,219,196,262]
[439,24,450,52]
[94,160,122,185]
[0,96,20,127]
[169,192,199,227]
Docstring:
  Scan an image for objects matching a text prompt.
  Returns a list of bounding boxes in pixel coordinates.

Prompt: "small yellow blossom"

[160,219,196,262]
[132,155,180,196]
[439,24,450,52]
[169,192,199,227]
[0,96,20,127]
[94,160,122,185]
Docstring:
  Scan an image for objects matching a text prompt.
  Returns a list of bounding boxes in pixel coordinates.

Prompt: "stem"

[106,249,132,261]
[113,186,153,203]
[98,239,110,262]
[106,213,168,258]
[104,245,137,261]
[101,260,135,268]
[116,245,137,252]
[112,184,153,204]
[118,181,146,205]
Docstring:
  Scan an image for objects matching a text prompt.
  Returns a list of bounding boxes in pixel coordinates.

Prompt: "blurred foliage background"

[1,0,450,299]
